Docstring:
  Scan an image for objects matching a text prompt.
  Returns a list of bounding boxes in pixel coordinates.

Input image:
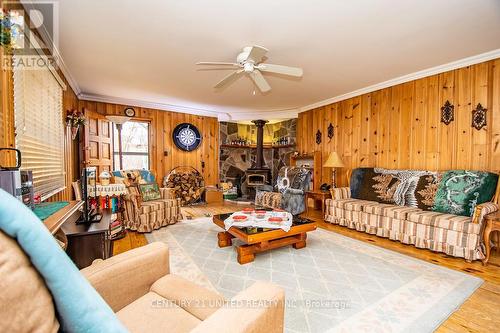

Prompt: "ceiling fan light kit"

[196,45,303,93]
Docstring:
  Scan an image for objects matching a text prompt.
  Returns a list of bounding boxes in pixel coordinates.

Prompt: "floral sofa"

[112,170,182,232]
[255,166,311,215]
[325,168,499,261]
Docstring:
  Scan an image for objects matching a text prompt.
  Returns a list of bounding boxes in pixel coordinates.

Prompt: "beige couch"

[325,179,499,262]
[0,231,285,333]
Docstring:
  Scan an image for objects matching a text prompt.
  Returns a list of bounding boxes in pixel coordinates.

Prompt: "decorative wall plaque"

[172,123,202,151]
[471,103,487,130]
[440,100,454,125]
[316,129,322,144]
[327,123,334,139]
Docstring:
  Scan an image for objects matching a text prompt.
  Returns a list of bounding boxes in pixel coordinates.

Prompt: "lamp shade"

[323,152,345,168]
[105,115,131,125]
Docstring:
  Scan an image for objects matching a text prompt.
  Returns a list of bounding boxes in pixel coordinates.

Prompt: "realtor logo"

[1,1,59,70]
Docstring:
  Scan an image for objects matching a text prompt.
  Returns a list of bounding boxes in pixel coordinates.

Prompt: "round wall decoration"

[172,123,202,151]
[124,107,136,117]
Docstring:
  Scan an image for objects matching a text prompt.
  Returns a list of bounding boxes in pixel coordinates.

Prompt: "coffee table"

[213,211,316,264]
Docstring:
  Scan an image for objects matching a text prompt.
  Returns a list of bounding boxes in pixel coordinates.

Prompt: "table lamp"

[323,152,344,188]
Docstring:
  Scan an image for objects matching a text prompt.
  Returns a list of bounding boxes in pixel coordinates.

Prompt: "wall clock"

[124,107,135,117]
[173,123,202,151]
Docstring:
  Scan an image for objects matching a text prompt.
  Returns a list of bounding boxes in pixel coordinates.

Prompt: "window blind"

[13,55,65,200]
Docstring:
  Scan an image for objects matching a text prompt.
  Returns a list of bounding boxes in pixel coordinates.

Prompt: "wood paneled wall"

[0,49,15,167]
[78,100,219,186]
[1,59,219,202]
[54,76,80,201]
[297,59,500,187]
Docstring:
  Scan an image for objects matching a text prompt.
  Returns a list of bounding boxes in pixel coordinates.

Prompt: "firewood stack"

[164,168,205,206]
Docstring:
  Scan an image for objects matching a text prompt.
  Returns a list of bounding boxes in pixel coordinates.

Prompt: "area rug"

[146,217,482,333]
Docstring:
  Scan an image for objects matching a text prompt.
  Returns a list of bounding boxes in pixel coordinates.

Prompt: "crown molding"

[54,49,82,96]
[79,93,300,121]
[220,109,299,121]
[298,48,500,113]
[79,93,222,118]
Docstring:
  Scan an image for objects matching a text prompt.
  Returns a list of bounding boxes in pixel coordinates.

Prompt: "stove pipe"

[252,119,268,168]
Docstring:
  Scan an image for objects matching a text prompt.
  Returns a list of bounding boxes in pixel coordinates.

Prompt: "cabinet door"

[80,109,113,175]
[66,233,107,269]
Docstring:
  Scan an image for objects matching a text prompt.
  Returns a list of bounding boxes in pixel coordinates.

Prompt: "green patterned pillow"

[138,183,161,202]
[432,170,498,217]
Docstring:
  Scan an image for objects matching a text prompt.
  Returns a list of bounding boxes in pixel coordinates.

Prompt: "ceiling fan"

[196,45,303,93]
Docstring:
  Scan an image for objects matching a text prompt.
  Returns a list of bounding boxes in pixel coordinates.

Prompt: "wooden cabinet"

[61,209,113,269]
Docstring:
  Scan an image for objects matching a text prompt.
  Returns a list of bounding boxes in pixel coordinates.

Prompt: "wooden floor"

[113,202,500,333]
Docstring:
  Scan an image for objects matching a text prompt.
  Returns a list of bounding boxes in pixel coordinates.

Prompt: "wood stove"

[245,120,271,198]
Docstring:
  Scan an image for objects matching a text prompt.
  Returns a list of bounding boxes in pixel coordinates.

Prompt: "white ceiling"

[54,0,500,120]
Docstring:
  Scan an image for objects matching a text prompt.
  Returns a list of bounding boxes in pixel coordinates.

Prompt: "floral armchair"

[255,166,311,215]
[112,170,182,232]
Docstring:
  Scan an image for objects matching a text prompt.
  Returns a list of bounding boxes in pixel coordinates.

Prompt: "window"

[113,121,150,170]
[13,56,65,200]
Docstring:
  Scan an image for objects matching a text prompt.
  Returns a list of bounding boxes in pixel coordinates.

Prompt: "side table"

[482,211,500,265]
[305,190,331,217]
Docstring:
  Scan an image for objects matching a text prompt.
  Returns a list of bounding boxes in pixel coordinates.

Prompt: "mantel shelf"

[220,144,296,149]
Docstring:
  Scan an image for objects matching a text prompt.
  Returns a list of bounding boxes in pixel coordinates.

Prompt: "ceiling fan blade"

[246,45,268,64]
[256,63,303,77]
[214,69,244,89]
[250,70,271,92]
[196,62,240,67]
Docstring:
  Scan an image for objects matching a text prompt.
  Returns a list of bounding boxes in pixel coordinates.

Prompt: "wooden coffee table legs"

[217,231,234,247]
[218,232,309,264]
[237,246,256,264]
[292,233,307,249]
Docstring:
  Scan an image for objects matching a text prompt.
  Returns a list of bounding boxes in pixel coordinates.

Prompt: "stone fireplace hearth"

[219,119,296,198]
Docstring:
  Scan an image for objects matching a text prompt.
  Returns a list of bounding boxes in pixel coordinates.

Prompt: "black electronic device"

[76,167,102,224]
[0,148,34,209]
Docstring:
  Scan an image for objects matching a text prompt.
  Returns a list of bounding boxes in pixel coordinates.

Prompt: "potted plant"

[1,9,21,52]
[66,109,86,140]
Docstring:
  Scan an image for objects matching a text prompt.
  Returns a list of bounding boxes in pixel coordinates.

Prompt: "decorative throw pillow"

[350,168,375,201]
[351,167,443,209]
[350,168,399,204]
[432,170,499,217]
[414,172,443,210]
[138,182,161,202]
[0,189,127,332]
